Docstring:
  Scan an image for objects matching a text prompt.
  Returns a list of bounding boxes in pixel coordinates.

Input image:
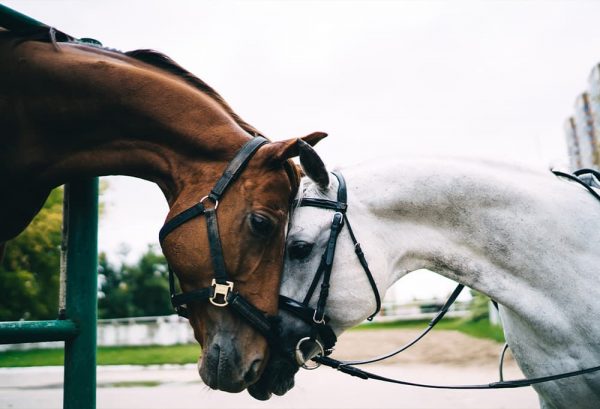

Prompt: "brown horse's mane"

[2,27,299,192]
[0,27,262,137]
[124,49,262,138]
[123,50,300,192]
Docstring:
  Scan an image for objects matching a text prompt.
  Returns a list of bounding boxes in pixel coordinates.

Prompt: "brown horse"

[0,28,326,392]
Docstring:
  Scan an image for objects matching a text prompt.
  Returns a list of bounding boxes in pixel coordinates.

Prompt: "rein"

[159,136,279,344]
[296,168,600,389]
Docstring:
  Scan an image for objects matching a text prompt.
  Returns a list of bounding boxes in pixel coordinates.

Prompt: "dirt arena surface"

[333,328,511,366]
[0,329,540,409]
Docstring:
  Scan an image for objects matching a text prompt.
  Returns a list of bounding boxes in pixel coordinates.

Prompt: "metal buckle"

[200,195,219,210]
[332,212,343,224]
[209,279,233,307]
[295,337,325,370]
[313,310,326,325]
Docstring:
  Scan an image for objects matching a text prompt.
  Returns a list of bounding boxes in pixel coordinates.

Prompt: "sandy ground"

[0,329,540,409]
[333,328,512,366]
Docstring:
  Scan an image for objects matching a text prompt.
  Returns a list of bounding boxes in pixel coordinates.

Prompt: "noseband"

[159,136,278,344]
[279,171,382,367]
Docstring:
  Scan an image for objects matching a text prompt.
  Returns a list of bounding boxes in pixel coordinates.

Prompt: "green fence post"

[63,179,99,409]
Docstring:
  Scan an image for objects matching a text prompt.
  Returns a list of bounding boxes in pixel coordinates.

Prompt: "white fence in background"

[1,300,473,351]
[0,314,194,351]
[373,300,470,323]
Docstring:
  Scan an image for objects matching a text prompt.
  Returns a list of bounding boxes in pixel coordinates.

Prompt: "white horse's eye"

[288,241,314,260]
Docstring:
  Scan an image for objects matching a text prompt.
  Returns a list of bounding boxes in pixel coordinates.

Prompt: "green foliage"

[0,344,201,367]
[0,188,63,320]
[0,180,170,321]
[98,246,171,319]
[468,290,491,322]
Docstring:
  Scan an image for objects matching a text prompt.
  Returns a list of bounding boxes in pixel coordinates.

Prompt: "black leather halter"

[279,171,382,364]
[159,136,278,344]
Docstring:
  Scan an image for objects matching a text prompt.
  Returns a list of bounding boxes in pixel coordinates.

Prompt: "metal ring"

[313,310,325,325]
[295,337,325,370]
[199,195,219,210]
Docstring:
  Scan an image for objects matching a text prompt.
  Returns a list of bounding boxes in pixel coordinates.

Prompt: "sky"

[6,0,600,302]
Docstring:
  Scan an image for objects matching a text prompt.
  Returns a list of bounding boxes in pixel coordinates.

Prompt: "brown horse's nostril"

[244,359,263,384]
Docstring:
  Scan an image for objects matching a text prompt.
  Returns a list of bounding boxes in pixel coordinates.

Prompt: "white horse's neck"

[340,159,600,331]
[284,158,600,407]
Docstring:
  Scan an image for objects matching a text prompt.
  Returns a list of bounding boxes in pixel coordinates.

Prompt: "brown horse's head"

[160,132,326,392]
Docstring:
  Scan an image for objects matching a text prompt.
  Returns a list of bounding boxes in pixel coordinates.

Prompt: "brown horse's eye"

[288,241,314,260]
[248,213,275,237]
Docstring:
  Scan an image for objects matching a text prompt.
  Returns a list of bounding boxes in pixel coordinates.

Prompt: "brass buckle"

[209,279,233,307]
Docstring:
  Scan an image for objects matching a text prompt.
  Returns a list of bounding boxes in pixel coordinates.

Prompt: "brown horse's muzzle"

[197,308,269,392]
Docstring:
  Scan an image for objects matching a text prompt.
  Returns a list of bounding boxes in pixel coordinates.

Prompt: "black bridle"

[158,136,279,344]
[296,168,600,390]
[279,171,382,367]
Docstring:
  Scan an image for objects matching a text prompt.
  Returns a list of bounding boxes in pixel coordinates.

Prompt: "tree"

[0,188,63,320]
[97,253,136,318]
[98,245,171,318]
[0,181,172,320]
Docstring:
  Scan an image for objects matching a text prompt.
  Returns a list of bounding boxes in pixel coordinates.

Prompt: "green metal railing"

[0,180,99,409]
[0,6,99,409]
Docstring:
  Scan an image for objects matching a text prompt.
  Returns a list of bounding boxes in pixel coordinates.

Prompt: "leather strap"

[159,203,205,243]
[294,198,348,212]
[314,212,344,323]
[314,354,600,390]
[205,208,229,283]
[171,288,212,309]
[341,284,464,366]
[344,217,381,320]
[209,137,268,201]
[229,293,277,345]
[552,169,600,202]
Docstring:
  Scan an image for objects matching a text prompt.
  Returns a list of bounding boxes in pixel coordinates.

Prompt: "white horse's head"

[249,141,385,400]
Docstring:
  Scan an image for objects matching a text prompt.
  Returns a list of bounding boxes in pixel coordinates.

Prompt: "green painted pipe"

[63,179,99,409]
[0,320,78,344]
[0,4,47,29]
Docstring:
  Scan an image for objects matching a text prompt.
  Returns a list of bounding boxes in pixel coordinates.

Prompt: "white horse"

[250,149,600,408]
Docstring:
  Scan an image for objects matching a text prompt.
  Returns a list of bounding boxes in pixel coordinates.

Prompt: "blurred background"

[2,1,600,408]
[5,0,599,305]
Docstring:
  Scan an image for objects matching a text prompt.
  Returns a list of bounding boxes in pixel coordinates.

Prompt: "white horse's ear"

[298,138,329,190]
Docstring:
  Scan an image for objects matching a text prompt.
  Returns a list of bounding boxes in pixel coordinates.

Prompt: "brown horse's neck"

[1,39,252,204]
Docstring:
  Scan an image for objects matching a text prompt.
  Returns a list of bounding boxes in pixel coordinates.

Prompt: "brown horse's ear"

[298,139,329,190]
[259,132,327,163]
